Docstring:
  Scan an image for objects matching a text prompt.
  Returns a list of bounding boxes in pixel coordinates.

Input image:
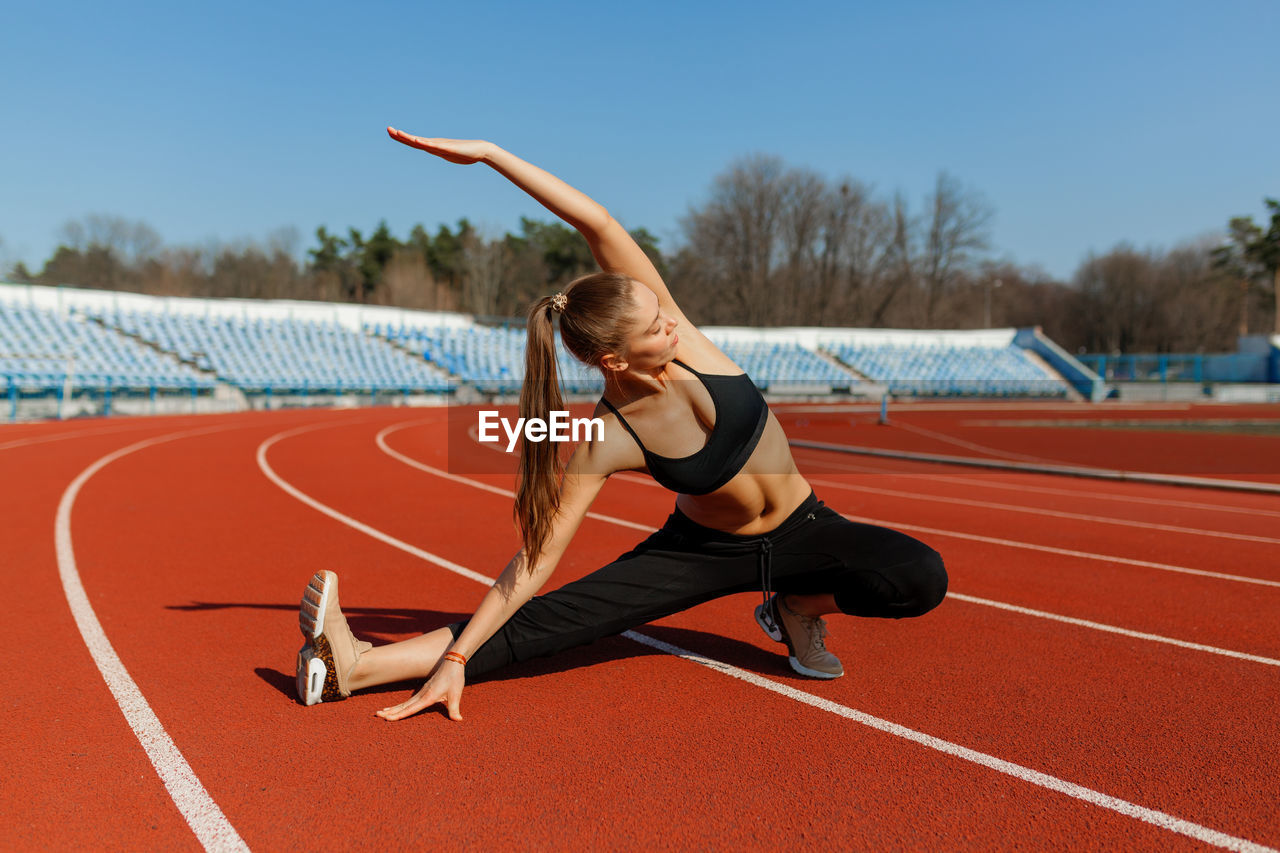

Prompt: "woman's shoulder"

[670,324,744,376]
[571,399,648,475]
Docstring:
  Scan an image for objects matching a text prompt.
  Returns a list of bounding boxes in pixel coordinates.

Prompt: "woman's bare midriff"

[672,412,814,536]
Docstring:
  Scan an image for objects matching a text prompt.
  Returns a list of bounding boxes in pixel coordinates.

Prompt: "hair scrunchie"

[550,292,568,313]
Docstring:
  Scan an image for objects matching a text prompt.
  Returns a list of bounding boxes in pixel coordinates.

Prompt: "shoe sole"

[762,591,844,676]
[787,655,844,679]
[296,572,343,706]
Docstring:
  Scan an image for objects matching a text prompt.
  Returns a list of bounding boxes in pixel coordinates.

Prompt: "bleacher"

[821,341,1068,397]
[2,282,1090,422]
[87,310,454,393]
[370,322,604,394]
[1,301,213,391]
[707,338,855,390]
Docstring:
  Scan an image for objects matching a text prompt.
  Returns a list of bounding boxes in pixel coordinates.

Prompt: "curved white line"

[263,417,1275,853]
[56,424,250,852]
[375,420,652,532]
[256,419,495,586]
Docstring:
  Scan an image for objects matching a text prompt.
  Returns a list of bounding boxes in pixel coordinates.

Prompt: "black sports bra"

[600,359,770,495]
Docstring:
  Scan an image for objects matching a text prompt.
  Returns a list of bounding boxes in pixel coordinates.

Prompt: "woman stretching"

[294,129,948,721]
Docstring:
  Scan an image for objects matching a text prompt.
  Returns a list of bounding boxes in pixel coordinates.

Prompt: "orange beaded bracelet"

[444,650,468,667]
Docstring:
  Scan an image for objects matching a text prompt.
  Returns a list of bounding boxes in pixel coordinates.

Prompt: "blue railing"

[1079,353,1270,384]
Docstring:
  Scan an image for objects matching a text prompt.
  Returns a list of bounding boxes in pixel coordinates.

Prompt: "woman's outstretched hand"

[376,660,466,722]
[387,127,492,165]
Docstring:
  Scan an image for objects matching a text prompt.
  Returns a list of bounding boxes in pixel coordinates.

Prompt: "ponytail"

[514,296,566,573]
[513,271,638,573]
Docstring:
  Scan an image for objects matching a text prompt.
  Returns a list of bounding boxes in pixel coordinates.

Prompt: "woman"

[293,130,948,722]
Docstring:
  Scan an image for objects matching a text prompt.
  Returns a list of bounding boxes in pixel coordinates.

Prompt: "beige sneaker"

[768,595,844,679]
[296,571,372,705]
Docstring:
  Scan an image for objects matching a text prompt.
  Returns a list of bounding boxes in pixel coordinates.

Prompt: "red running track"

[2,404,1278,851]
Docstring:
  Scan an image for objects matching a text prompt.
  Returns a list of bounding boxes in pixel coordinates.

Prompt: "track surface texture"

[3,401,1278,851]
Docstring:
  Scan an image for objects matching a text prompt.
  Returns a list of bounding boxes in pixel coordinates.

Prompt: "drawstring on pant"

[756,509,815,635]
[758,537,776,634]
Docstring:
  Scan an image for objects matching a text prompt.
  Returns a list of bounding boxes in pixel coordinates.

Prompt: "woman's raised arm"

[387,128,683,319]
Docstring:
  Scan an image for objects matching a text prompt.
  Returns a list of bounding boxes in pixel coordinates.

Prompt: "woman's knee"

[834,542,947,619]
[906,546,948,617]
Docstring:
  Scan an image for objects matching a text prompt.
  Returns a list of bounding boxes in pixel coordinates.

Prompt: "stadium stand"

[4,281,1112,421]
[1,300,213,392]
[821,340,1069,397]
[704,338,856,391]
[370,322,603,394]
[90,310,454,393]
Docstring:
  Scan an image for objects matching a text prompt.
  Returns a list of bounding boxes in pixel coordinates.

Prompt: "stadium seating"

[91,310,454,392]
[370,322,603,394]
[706,338,855,390]
[0,301,213,391]
[2,283,1075,403]
[821,341,1067,397]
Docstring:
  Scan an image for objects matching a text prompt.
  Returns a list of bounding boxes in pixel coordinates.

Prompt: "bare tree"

[822,181,894,323]
[868,192,916,327]
[462,228,507,317]
[680,154,791,326]
[379,250,434,309]
[775,167,826,323]
[920,172,993,327]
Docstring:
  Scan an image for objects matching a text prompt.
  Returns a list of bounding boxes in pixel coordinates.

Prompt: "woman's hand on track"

[386,128,491,164]
[375,661,465,722]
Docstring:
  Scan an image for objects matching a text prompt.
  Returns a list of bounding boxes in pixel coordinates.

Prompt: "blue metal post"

[104,386,113,417]
[150,383,157,415]
[879,394,889,424]
[7,377,15,422]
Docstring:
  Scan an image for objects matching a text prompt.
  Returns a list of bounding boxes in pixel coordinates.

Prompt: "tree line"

[4,160,1277,354]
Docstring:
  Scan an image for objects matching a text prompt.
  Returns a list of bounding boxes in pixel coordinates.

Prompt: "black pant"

[448,490,947,677]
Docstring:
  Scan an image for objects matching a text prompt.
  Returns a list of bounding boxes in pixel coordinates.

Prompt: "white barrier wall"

[0,282,472,331]
[709,325,1018,349]
[2,282,1031,349]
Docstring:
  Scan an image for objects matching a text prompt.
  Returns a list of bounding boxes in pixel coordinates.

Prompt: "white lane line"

[790,437,1280,495]
[257,422,495,586]
[790,448,1280,520]
[946,593,1280,667]
[774,402,1196,414]
[434,430,1280,660]
[839,511,1280,589]
[1,419,172,451]
[888,419,1059,464]
[56,424,250,853]
[448,425,1280,589]
[375,421,653,532]
[806,477,1280,545]
[623,631,1276,853]
[261,419,1276,853]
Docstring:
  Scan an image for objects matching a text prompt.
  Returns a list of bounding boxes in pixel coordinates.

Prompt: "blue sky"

[2,0,1276,281]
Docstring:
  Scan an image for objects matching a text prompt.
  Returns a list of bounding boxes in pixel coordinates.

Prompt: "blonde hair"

[515,272,637,571]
